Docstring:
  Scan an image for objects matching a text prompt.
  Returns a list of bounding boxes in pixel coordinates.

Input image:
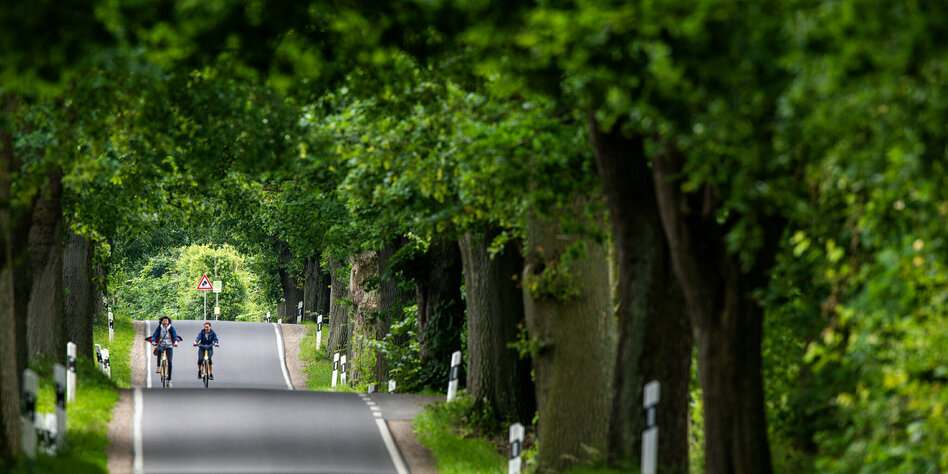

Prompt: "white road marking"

[375,418,408,474]
[273,323,294,389]
[145,321,152,389]
[133,388,144,474]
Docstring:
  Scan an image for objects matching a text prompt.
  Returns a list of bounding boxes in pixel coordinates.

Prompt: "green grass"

[0,311,135,473]
[92,311,136,388]
[412,394,507,474]
[298,322,357,392]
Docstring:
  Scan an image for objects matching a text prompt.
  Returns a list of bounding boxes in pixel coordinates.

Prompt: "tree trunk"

[326,255,350,358]
[349,250,379,385]
[376,238,413,383]
[588,115,692,472]
[315,259,331,319]
[0,93,32,459]
[652,142,778,474]
[27,167,66,363]
[414,237,465,389]
[459,229,535,425]
[522,196,617,473]
[303,256,317,323]
[273,237,302,323]
[63,228,95,358]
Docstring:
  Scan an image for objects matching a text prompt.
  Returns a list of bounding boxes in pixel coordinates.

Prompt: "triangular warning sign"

[197,274,213,290]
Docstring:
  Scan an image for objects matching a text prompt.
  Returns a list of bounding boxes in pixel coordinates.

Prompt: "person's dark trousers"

[157,347,173,380]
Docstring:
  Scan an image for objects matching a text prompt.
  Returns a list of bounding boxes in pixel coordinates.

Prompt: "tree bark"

[652,141,778,474]
[63,227,95,358]
[27,167,66,363]
[349,250,379,385]
[315,259,331,318]
[522,196,617,473]
[303,255,317,322]
[326,255,350,358]
[459,229,535,424]
[413,237,465,389]
[376,238,413,382]
[273,237,302,323]
[0,93,32,459]
[588,115,692,472]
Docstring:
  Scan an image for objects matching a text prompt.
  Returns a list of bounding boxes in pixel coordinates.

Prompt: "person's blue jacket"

[147,325,182,345]
[195,329,219,346]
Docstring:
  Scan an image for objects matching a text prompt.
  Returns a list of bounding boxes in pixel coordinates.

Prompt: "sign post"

[509,422,525,474]
[213,280,222,320]
[197,275,213,320]
[642,380,660,474]
[316,315,323,350]
[66,342,76,403]
[22,369,38,458]
[54,363,67,451]
[447,350,462,402]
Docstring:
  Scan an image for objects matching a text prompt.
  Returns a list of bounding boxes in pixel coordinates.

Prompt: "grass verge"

[0,311,135,473]
[412,393,506,474]
[298,322,356,392]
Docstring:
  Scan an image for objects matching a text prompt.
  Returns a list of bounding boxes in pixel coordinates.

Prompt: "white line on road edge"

[133,388,144,474]
[272,323,294,390]
[145,321,152,389]
[375,418,408,474]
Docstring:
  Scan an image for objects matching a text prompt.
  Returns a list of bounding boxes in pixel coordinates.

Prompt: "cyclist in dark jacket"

[194,322,220,380]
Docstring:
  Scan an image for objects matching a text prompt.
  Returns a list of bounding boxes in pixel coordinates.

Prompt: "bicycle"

[198,345,212,388]
[160,349,170,388]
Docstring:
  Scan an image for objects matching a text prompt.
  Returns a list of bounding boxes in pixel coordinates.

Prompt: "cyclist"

[193,322,220,380]
[148,316,181,388]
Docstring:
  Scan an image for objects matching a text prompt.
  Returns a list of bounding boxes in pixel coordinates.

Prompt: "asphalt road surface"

[135,320,406,473]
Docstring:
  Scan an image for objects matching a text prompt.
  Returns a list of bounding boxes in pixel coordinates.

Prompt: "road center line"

[272,323,294,389]
[133,388,144,474]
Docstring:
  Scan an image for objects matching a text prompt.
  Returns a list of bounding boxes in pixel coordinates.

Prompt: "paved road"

[134,320,405,473]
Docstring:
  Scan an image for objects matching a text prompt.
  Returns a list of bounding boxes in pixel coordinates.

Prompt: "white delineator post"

[642,380,660,474]
[297,301,302,324]
[509,422,524,474]
[54,363,67,451]
[266,311,271,323]
[94,344,103,371]
[21,369,38,458]
[316,315,323,350]
[102,349,111,378]
[278,318,282,324]
[388,379,396,393]
[331,352,340,387]
[66,342,76,403]
[340,355,347,385]
[446,350,462,402]
[108,311,114,342]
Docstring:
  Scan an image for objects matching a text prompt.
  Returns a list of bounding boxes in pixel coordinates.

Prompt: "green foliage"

[299,323,354,392]
[92,311,136,389]
[361,304,423,391]
[116,244,271,322]
[413,393,507,474]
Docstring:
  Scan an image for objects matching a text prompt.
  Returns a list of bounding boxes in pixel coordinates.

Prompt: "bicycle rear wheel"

[202,349,209,388]
[161,358,168,388]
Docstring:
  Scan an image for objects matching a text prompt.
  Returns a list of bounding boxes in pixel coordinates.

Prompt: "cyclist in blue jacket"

[148,316,181,388]
[193,322,220,380]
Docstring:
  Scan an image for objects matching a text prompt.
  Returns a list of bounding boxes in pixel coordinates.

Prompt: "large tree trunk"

[27,168,66,363]
[652,143,778,474]
[63,228,95,358]
[588,116,692,472]
[349,250,379,385]
[303,256,317,323]
[413,237,465,389]
[459,229,535,424]
[0,93,33,459]
[376,238,413,383]
[326,255,350,358]
[315,259,331,319]
[522,196,617,473]
[273,237,302,322]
